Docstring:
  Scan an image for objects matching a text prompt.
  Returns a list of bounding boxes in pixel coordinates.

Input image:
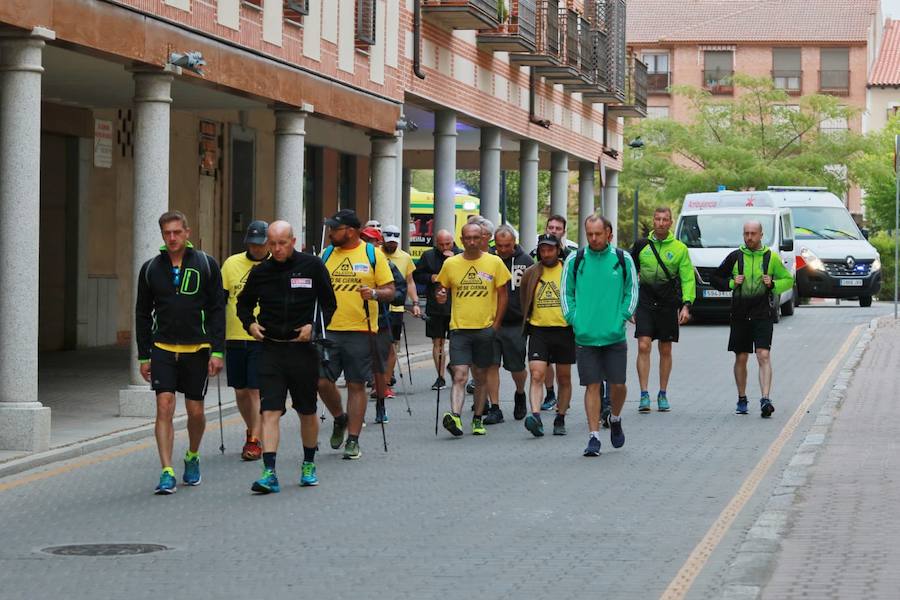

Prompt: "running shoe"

[431,376,447,391]
[610,418,625,448]
[442,412,464,437]
[384,387,396,399]
[343,439,362,460]
[540,388,558,411]
[466,379,476,395]
[300,462,319,487]
[375,404,389,424]
[154,471,177,495]
[524,414,544,437]
[735,397,749,415]
[513,392,527,421]
[657,392,671,412]
[389,376,396,387]
[638,392,651,413]
[251,468,280,494]
[482,405,504,425]
[601,406,611,429]
[330,415,348,449]
[583,436,601,457]
[760,398,775,418]
[553,414,567,436]
[471,416,486,436]
[241,436,262,461]
[183,456,201,486]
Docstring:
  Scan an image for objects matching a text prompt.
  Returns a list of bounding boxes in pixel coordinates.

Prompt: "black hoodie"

[413,245,461,317]
[494,244,534,325]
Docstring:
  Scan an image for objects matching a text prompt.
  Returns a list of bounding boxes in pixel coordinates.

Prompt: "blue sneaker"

[638,392,651,413]
[375,404,389,424]
[610,418,625,448]
[300,461,319,487]
[583,435,601,457]
[524,414,544,437]
[540,388,558,411]
[183,456,201,486]
[760,398,775,418]
[251,468,280,494]
[735,397,749,415]
[154,471,177,495]
[657,392,671,412]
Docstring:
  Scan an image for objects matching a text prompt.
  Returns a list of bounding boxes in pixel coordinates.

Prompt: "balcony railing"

[772,69,802,94]
[819,69,850,95]
[646,71,670,93]
[509,0,561,66]
[477,0,538,53]
[579,0,626,104]
[532,4,584,84]
[422,0,500,30]
[703,69,734,94]
[608,56,647,118]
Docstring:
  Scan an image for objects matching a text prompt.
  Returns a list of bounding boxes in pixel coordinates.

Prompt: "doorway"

[229,126,256,255]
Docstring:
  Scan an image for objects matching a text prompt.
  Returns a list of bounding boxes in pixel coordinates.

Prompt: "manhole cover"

[41,543,170,556]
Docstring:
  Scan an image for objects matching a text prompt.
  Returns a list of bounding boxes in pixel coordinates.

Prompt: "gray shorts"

[320,330,373,384]
[576,342,627,386]
[376,327,393,370]
[449,327,497,369]
[493,324,527,373]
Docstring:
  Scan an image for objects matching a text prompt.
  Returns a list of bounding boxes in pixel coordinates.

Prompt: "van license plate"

[703,289,732,298]
[839,279,863,287]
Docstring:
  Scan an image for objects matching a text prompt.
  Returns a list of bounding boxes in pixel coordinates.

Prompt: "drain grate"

[41,543,170,556]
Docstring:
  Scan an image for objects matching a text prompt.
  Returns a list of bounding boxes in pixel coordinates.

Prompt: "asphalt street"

[0,302,888,600]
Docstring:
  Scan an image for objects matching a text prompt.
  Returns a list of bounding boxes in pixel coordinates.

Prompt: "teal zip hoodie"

[562,244,638,347]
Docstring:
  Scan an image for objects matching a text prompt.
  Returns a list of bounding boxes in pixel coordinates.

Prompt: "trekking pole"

[401,317,415,394]
[394,346,412,416]
[362,295,388,452]
[435,337,444,435]
[216,373,225,454]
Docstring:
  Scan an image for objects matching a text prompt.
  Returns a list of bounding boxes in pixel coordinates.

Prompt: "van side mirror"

[861,228,870,240]
[780,240,794,252]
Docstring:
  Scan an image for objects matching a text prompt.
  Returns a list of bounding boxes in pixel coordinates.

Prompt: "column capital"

[0,28,54,74]
[130,66,175,104]
[480,127,502,152]
[274,109,309,136]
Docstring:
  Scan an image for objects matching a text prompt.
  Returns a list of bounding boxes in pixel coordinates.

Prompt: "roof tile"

[870,19,900,86]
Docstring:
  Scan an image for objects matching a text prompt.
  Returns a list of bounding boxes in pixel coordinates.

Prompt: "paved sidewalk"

[762,318,900,599]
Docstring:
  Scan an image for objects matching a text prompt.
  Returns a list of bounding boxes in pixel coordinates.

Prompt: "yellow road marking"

[660,323,864,600]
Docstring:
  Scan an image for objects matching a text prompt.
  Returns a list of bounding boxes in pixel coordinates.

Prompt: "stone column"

[550,150,569,221]
[519,140,539,254]
[603,167,620,242]
[395,125,404,228]
[479,127,502,225]
[578,161,596,247]
[401,168,412,251]
[0,28,54,451]
[370,134,399,228]
[274,108,308,242]
[119,67,175,418]
[433,110,457,238]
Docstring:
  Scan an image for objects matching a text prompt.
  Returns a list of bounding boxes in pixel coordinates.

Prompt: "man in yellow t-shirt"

[221,220,269,461]
[316,210,395,461]
[381,224,420,391]
[435,222,510,437]
[519,234,577,438]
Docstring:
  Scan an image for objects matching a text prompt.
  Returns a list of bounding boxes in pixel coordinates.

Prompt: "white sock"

[609,415,622,423]
[590,431,602,440]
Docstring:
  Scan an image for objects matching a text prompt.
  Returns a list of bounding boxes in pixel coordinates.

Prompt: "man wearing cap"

[221,220,270,461]
[317,210,395,460]
[381,224,420,391]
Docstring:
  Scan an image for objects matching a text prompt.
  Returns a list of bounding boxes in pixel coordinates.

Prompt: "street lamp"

[628,137,645,244]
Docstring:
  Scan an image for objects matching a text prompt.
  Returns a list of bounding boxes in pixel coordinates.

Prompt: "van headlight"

[872,257,882,272]
[800,248,825,271]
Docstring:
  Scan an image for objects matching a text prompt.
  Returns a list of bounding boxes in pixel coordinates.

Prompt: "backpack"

[736,249,776,317]
[633,238,681,307]
[321,242,377,270]
[572,247,628,287]
[322,242,404,313]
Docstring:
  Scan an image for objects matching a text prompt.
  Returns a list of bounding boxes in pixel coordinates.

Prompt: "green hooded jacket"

[711,244,794,320]
[631,232,696,308]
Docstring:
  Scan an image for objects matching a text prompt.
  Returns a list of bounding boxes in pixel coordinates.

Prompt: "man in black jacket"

[412,229,460,390]
[136,211,225,495]
[237,221,336,494]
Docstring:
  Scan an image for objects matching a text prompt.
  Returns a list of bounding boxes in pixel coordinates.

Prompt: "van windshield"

[791,207,862,240]
[678,214,775,248]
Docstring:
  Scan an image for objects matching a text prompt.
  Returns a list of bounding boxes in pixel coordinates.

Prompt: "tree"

[850,114,900,231]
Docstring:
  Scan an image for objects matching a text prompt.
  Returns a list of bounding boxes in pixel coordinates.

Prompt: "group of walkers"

[135,205,793,495]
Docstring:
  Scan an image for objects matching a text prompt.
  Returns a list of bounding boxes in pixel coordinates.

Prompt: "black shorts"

[150,346,210,401]
[225,340,262,389]
[259,342,320,415]
[449,327,497,368]
[493,324,527,372]
[633,304,680,342]
[377,327,393,370]
[528,326,576,365]
[728,319,774,354]
[425,314,451,340]
[576,342,627,386]
[389,312,404,342]
[319,331,373,384]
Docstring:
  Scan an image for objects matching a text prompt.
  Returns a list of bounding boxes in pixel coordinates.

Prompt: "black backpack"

[736,249,776,318]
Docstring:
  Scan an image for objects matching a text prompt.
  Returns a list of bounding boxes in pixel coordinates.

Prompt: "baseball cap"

[364,219,382,230]
[244,220,268,245]
[382,225,401,241]
[537,233,561,247]
[326,209,361,229]
[360,227,383,243]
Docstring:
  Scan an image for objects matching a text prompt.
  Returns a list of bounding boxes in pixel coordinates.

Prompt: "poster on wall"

[94,119,113,168]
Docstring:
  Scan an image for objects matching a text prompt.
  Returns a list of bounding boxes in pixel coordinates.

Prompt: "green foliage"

[849,115,900,231]
[868,232,896,300]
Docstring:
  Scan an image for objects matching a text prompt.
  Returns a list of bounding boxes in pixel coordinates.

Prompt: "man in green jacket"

[631,207,696,413]
[562,215,639,457]
[712,220,794,418]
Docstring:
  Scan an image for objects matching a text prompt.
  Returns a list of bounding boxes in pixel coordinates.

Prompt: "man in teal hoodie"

[711,220,793,418]
[562,215,639,457]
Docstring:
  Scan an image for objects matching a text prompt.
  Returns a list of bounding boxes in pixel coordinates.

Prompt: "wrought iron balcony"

[509,0,562,67]
[646,71,670,94]
[607,56,647,118]
[772,69,802,94]
[580,0,626,104]
[703,69,734,95]
[819,69,850,95]
[477,0,537,53]
[533,6,583,84]
[422,0,500,30]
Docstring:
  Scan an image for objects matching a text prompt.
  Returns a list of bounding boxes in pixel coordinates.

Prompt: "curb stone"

[717,316,882,599]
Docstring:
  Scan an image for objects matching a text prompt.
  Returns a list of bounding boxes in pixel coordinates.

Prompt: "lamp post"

[628,137,645,244]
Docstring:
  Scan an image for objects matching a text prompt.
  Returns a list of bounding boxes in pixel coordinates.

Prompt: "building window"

[646,106,669,119]
[820,114,848,135]
[355,0,376,47]
[772,104,800,127]
[642,52,670,93]
[820,48,850,95]
[888,106,900,121]
[284,0,309,22]
[772,48,801,94]
[703,51,733,94]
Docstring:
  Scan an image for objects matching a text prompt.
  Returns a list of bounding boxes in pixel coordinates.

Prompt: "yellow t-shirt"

[528,263,568,327]
[154,342,211,354]
[436,253,511,330]
[384,248,414,313]
[323,242,394,332]
[221,251,265,341]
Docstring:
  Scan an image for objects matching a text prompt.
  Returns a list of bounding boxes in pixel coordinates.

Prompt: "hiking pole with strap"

[216,373,225,454]
[401,317,414,397]
[362,296,388,452]
[393,345,412,416]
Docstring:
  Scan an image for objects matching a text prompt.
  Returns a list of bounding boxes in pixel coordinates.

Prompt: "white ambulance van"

[766,187,881,307]
[675,191,797,319]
